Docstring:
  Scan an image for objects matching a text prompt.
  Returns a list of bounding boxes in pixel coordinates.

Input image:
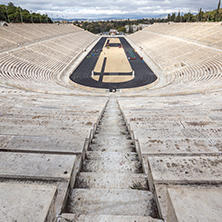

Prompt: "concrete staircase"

[63,95,161,221]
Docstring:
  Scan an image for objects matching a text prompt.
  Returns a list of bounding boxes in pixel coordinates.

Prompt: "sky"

[1,0,220,19]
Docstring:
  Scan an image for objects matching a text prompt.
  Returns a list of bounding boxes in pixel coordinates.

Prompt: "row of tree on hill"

[0,2,52,23]
[167,0,222,22]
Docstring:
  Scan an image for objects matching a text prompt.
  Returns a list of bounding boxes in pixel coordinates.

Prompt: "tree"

[215,0,221,21]
[0,6,7,21]
[167,14,171,21]
[197,8,203,21]
[118,27,126,33]
[175,10,181,22]
[128,25,133,33]
[186,11,192,22]
[8,2,14,7]
[171,13,176,22]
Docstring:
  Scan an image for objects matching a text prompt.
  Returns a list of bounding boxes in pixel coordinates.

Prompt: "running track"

[70,37,157,90]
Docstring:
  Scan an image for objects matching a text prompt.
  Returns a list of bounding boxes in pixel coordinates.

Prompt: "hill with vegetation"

[0,2,52,23]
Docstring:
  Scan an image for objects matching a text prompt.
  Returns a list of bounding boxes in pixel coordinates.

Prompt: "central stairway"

[64,95,161,221]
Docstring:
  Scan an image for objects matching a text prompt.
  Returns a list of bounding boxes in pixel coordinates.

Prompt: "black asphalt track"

[69,37,157,90]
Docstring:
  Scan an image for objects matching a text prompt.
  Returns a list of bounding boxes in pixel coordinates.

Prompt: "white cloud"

[1,0,219,19]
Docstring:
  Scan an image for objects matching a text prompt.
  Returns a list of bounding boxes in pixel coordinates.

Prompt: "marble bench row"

[118,93,222,221]
[128,30,221,73]
[0,86,108,221]
[0,24,84,52]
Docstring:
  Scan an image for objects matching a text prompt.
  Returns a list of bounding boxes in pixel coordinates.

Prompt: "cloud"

[1,0,219,19]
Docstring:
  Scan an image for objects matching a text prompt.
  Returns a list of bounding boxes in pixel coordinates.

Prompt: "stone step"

[82,159,142,173]
[75,172,148,190]
[88,143,135,152]
[59,213,163,222]
[94,130,130,137]
[96,121,126,127]
[97,121,126,127]
[99,119,122,122]
[98,122,125,128]
[96,120,124,125]
[92,135,132,143]
[99,114,123,119]
[101,115,121,119]
[85,151,138,161]
[67,189,157,217]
